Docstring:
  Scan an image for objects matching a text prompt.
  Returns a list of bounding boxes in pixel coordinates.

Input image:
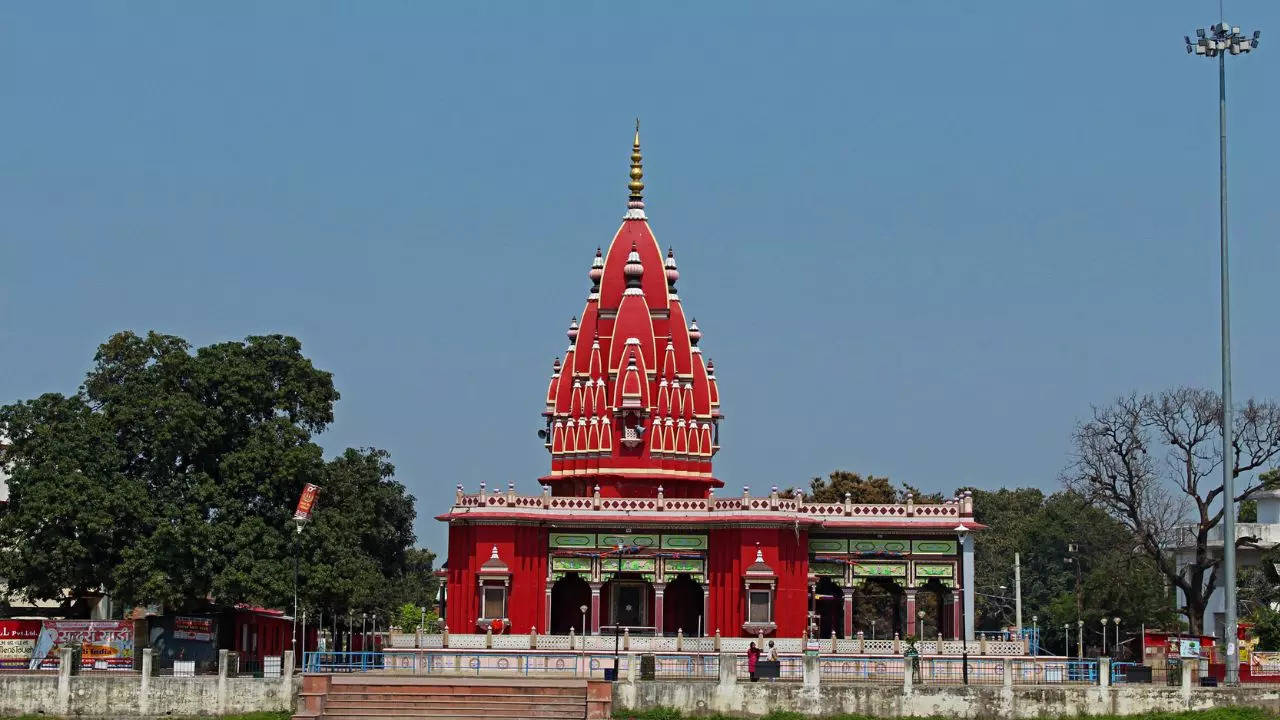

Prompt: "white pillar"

[962,533,976,642]
[718,652,737,687]
[217,649,230,715]
[803,653,820,688]
[56,647,73,715]
[140,649,153,716]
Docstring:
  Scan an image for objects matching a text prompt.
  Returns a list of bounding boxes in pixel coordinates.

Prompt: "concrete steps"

[293,675,608,720]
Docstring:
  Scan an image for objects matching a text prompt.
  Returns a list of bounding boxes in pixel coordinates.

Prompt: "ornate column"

[842,585,854,641]
[654,583,666,635]
[905,589,918,638]
[545,586,553,633]
[589,582,602,635]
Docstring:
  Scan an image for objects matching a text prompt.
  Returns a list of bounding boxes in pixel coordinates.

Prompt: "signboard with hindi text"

[28,620,135,670]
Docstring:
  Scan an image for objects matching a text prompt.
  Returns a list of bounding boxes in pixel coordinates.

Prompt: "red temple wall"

[706,527,810,637]
[445,523,548,633]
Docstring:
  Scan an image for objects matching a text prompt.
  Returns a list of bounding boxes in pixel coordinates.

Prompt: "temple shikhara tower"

[439,126,979,642]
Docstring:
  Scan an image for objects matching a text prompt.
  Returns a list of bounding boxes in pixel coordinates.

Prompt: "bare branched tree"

[1063,388,1280,634]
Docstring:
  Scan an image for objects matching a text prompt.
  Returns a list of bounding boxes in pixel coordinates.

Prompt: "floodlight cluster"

[1186,22,1261,56]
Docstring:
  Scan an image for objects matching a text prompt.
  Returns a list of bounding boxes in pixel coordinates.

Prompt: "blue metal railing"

[304,651,386,672]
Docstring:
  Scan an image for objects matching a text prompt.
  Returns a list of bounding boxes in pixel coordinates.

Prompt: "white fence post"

[718,652,736,687]
[56,647,74,715]
[140,649,153,716]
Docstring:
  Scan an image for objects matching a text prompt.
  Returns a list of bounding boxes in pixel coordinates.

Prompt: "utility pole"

[1184,18,1262,687]
[1014,552,1023,636]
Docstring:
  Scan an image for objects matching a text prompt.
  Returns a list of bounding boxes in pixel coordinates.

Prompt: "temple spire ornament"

[626,119,646,220]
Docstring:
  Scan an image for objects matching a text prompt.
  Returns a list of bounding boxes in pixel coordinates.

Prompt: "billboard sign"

[0,620,41,669]
[29,620,135,670]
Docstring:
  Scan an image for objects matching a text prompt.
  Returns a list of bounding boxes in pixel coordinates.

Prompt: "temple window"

[747,589,772,624]
[741,544,779,634]
[476,545,512,632]
[482,586,507,619]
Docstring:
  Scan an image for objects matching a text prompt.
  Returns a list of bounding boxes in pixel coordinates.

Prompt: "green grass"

[613,709,1278,720]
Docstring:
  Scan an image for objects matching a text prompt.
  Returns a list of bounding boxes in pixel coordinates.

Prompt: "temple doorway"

[603,575,654,634]
[814,577,844,638]
[851,579,903,639]
[662,574,704,636]
[916,580,948,639]
[549,573,591,634]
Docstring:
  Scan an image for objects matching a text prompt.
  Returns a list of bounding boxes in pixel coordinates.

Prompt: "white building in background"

[1173,489,1280,640]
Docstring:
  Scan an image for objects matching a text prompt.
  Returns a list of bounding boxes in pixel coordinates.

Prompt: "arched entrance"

[662,574,704,636]
[916,580,948,639]
[550,573,591,634]
[814,578,844,638]
[851,579,903,639]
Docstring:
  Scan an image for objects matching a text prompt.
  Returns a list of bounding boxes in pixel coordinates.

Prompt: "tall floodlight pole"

[1185,21,1261,687]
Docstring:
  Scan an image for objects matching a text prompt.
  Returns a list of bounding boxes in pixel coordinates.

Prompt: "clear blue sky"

[3,2,1278,553]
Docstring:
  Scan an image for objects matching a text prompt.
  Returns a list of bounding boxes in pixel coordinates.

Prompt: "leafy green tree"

[0,330,425,617]
[0,393,146,604]
[794,471,945,504]
[967,488,1176,658]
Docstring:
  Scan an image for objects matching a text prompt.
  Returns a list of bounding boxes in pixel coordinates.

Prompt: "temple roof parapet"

[439,484,977,530]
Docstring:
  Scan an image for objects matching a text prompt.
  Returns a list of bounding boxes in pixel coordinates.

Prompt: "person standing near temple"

[747,642,761,682]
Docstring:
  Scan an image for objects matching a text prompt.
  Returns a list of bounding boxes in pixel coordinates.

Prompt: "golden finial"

[624,119,647,219]
[628,118,644,201]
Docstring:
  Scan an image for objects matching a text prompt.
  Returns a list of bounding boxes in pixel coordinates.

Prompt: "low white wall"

[0,649,299,718]
[614,680,1280,718]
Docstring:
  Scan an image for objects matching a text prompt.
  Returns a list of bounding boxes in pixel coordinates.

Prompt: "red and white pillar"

[590,582,602,635]
[905,589,918,638]
[842,586,854,640]
[653,583,666,635]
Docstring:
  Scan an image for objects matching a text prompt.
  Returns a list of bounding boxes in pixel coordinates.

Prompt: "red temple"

[438,126,979,641]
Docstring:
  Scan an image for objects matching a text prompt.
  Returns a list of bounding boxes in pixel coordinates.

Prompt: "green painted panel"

[601,558,656,573]
[661,534,708,550]
[808,538,849,554]
[912,540,958,555]
[849,538,910,554]
[663,558,704,574]
[811,561,844,577]
[852,563,907,577]
[551,557,592,572]
[549,533,595,548]
[914,563,955,578]
[597,533,659,549]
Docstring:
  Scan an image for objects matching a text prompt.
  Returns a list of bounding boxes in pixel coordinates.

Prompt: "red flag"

[293,483,320,521]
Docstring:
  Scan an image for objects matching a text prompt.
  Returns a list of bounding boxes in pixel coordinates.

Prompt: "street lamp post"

[955,525,970,685]
[580,604,589,634]
[1064,624,1071,658]
[1032,615,1038,656]
[1077,620,1084,661]
[1184,18,1261,688]
[291,520,303,654]
[1114,617,1122,661]
[1102,618,1109,655]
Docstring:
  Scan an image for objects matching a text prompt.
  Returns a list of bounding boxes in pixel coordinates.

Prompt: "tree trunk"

[1184,595,1205,636]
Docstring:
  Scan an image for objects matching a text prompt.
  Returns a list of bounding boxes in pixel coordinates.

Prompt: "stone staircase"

[294,675,611,720]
